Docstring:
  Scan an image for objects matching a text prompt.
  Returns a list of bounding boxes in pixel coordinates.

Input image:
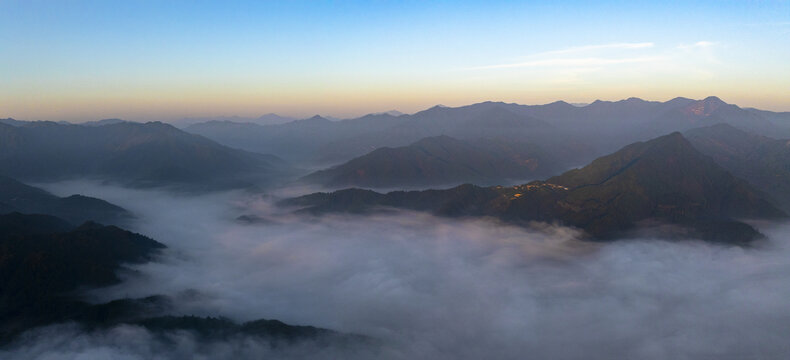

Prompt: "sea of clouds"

[3,181,789,359]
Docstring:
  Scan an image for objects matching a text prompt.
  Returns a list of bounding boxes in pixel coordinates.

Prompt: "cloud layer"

[5,181,790,359]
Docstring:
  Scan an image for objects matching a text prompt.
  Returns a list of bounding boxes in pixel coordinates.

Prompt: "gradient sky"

[1,0,789,121]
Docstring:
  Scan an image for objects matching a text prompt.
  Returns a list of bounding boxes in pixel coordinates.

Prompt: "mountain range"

[0,120,295,190]
[283,132,785,243]
[185,97,790,167]
[170,113,297,128]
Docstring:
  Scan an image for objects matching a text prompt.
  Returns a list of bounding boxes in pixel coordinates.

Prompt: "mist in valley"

[2,180,789,359]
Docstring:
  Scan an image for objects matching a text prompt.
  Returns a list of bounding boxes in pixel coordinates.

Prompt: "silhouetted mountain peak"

[299,115,331,124]
[257,113,285,119]
[664,96,696,108]
[411,104,453,118]
[683,96,729,117]
[80,118,128,127]
[703,95,725,104]
[548,131,694,189]
[477,101,508,106]
[545,100,573,108]
[289,131,785,242]
[370,110,404,117]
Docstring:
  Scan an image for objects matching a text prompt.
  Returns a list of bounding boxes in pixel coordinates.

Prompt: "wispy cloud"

[468,56,665,70]
[461,40,726,87]
[467,42,659,71]
[678,41,716,50]
[535,42,655,57]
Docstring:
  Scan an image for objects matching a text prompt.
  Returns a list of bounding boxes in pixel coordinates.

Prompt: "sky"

[1,0,789,121]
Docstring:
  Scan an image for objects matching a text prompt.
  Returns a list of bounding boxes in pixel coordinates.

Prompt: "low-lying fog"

[5,181,790,359]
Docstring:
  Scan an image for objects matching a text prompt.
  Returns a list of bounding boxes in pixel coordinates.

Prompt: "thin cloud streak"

[465,42,659,71]
[468,56,667,70]
[535,42,655,56]
[678,41,716,50]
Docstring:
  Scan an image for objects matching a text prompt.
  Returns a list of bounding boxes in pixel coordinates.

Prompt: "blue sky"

[1,0,788,121]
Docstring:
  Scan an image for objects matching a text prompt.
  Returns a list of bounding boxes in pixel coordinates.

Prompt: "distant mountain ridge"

[184,97,790,166]
[170,113,297,128]
[284,132,785,243]
[0,121,295,190]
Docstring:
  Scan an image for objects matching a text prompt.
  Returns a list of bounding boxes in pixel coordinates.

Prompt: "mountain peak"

[478,101,507,105]
[703,96,725,104]
[683,96,728,116]
[546,100,573,107]
[549,131,697,189]
[632,131,693,155]
[302,115,331,123]
[290,130,785,242]
[258,113,288,119]
[664,97,696,108]
[371,110,404,117]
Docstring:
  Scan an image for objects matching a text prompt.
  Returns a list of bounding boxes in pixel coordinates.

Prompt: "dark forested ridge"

[0,213,165,341]
[284,132,785,243]
[0,212,363,346]
[0,176,132,226]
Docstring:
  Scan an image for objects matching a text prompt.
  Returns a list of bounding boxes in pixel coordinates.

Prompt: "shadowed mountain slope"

[686,123,790,211]
[284,133,785,243]
[302,135,568,189]
[0,213,166,341]
[0,176,132,226]
[0,121,295,190]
